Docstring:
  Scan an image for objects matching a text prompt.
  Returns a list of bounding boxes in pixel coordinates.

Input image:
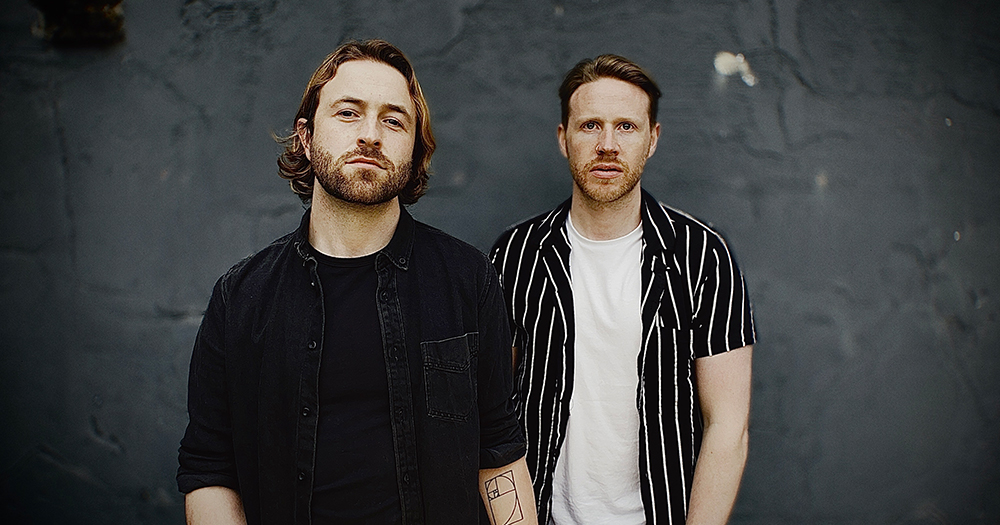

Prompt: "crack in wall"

[413,0,490,60]
[50,84,77,276]
[153,304,206,324]
[88,415,126,455]
[891,240,994,427]
[35,444,111,491]
[128,60,211,128]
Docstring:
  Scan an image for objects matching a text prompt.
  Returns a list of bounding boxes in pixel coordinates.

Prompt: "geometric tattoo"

[485,470,524,524]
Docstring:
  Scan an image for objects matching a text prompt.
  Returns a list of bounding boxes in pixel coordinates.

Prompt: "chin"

[582,180,639,204]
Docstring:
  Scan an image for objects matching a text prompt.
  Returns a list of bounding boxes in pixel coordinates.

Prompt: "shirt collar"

[291,202,415,270]
[538,197,572,252]
[638,188,676,255]
[542,189,675,254]
[378,203,415,270]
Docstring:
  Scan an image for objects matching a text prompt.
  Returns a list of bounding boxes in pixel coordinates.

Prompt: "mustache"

[584,153,628,171]
[593,153,618,163]
[343,145,391,167]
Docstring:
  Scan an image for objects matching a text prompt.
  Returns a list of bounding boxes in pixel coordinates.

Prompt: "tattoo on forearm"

[485,470,525,524]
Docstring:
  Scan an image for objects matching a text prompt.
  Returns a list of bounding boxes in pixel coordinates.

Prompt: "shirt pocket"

[421,332,478,422]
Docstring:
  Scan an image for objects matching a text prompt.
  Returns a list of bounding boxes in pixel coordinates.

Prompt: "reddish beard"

[570,153,643,204]
[311,144,413,205]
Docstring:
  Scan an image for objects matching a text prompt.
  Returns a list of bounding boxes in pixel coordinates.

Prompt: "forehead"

[567,77,650,122]
[318,59,414,112]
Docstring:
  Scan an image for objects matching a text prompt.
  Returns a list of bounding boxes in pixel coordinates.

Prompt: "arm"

[476,258,534,523]
[185,486,247,525]
[479,456,538,525]
[686,344,753,525]
[178,279,243,518]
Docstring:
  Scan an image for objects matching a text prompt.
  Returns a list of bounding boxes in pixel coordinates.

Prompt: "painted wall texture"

[1,0,998,523]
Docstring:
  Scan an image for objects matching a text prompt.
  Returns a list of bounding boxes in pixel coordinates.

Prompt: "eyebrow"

[384,103,412,122]
[332,96,365,107]
[330,97,413,124]
[574,115,644,129]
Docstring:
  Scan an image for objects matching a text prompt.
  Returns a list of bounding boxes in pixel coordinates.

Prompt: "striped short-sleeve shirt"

[489,189,756,524]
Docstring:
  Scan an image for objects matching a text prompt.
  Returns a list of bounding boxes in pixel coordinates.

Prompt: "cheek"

[311,125,351,153]
[391,134,418,161]
[623,136,650,156]
[568,139,593,161]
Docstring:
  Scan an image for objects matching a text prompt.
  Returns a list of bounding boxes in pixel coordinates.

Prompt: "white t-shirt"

[551,214,645,524]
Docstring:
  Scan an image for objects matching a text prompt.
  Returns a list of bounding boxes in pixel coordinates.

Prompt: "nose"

[357,117,382,148]
[596,128,618,156]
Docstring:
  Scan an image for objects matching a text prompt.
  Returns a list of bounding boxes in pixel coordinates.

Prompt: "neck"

[308,185,400,258]
[570,184,642,241]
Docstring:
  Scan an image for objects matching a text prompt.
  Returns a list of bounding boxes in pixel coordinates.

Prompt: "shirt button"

[298,471,306,481]
[301,406,310,417]
[380,292,388,301]
[307,341,317,350]
[398,257,405,265]
[310,281,316,287]
[403,473,410,483]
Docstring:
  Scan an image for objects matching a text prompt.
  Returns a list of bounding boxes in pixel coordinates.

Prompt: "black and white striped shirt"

[490,189,756,524]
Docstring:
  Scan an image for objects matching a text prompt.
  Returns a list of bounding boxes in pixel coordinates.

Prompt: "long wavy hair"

[276,39,436,205]
[559,54,661,127]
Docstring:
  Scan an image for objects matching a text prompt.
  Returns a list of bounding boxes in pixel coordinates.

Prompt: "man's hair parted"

[276,39,436,205]
[558,54,662,127]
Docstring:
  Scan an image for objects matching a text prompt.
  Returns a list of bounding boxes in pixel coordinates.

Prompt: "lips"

[347,156,385,169]
[589,162,623,179]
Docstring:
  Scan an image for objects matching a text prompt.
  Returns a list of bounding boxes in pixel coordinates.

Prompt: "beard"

[311,144,413,205]
[569,153,644,204]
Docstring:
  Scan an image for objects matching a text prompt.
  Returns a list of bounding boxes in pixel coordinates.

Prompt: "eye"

[620,122,635,131]
[337,109,359,119]
[384,117,403,128]
[582,121,598,131]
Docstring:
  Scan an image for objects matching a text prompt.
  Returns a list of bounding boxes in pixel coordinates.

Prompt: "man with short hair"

[178,39,535,525]
[491,54,755,524]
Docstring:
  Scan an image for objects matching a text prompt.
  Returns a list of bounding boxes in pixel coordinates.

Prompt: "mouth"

[589,163,623,179]
[347,156,385,169]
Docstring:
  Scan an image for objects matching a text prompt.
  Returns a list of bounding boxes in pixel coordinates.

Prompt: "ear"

[646,121,661,158]
[557,124,569,159]
[296,118,312,161]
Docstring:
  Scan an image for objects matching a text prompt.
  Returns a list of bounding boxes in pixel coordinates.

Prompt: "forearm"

[479,456,538,525]
[685,423,748,525]
[185,486,247,525]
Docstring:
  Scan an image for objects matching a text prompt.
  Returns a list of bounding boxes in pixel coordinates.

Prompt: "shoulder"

[410,220,503,305]
[490,202,569,260]
[412,220,493,270]
[646,199,747,280]
[216,229,299,298]
[647,198,732,252]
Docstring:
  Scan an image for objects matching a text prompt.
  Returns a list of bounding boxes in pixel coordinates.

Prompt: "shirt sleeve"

[475,258,527,469]
[489,231,522,351]
[691,231,756,358]
[177,277,240,494]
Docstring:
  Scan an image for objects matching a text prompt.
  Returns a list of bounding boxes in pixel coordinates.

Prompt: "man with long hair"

[179,39,535,525]
[491,54,755,524]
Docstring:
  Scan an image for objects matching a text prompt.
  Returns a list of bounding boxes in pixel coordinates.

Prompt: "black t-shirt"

[310,249,401,524]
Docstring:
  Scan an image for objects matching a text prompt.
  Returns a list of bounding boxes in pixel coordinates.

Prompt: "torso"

[310,249,402,524]
[550,214,645,524]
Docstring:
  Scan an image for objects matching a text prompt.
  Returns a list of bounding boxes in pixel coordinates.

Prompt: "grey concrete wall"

[1,0,997,523]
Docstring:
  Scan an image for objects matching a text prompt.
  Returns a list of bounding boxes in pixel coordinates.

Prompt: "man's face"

[558,77,661,205]
[298,59,417,205]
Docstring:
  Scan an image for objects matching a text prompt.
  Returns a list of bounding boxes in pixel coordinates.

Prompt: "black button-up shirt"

[178,206,525,524]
